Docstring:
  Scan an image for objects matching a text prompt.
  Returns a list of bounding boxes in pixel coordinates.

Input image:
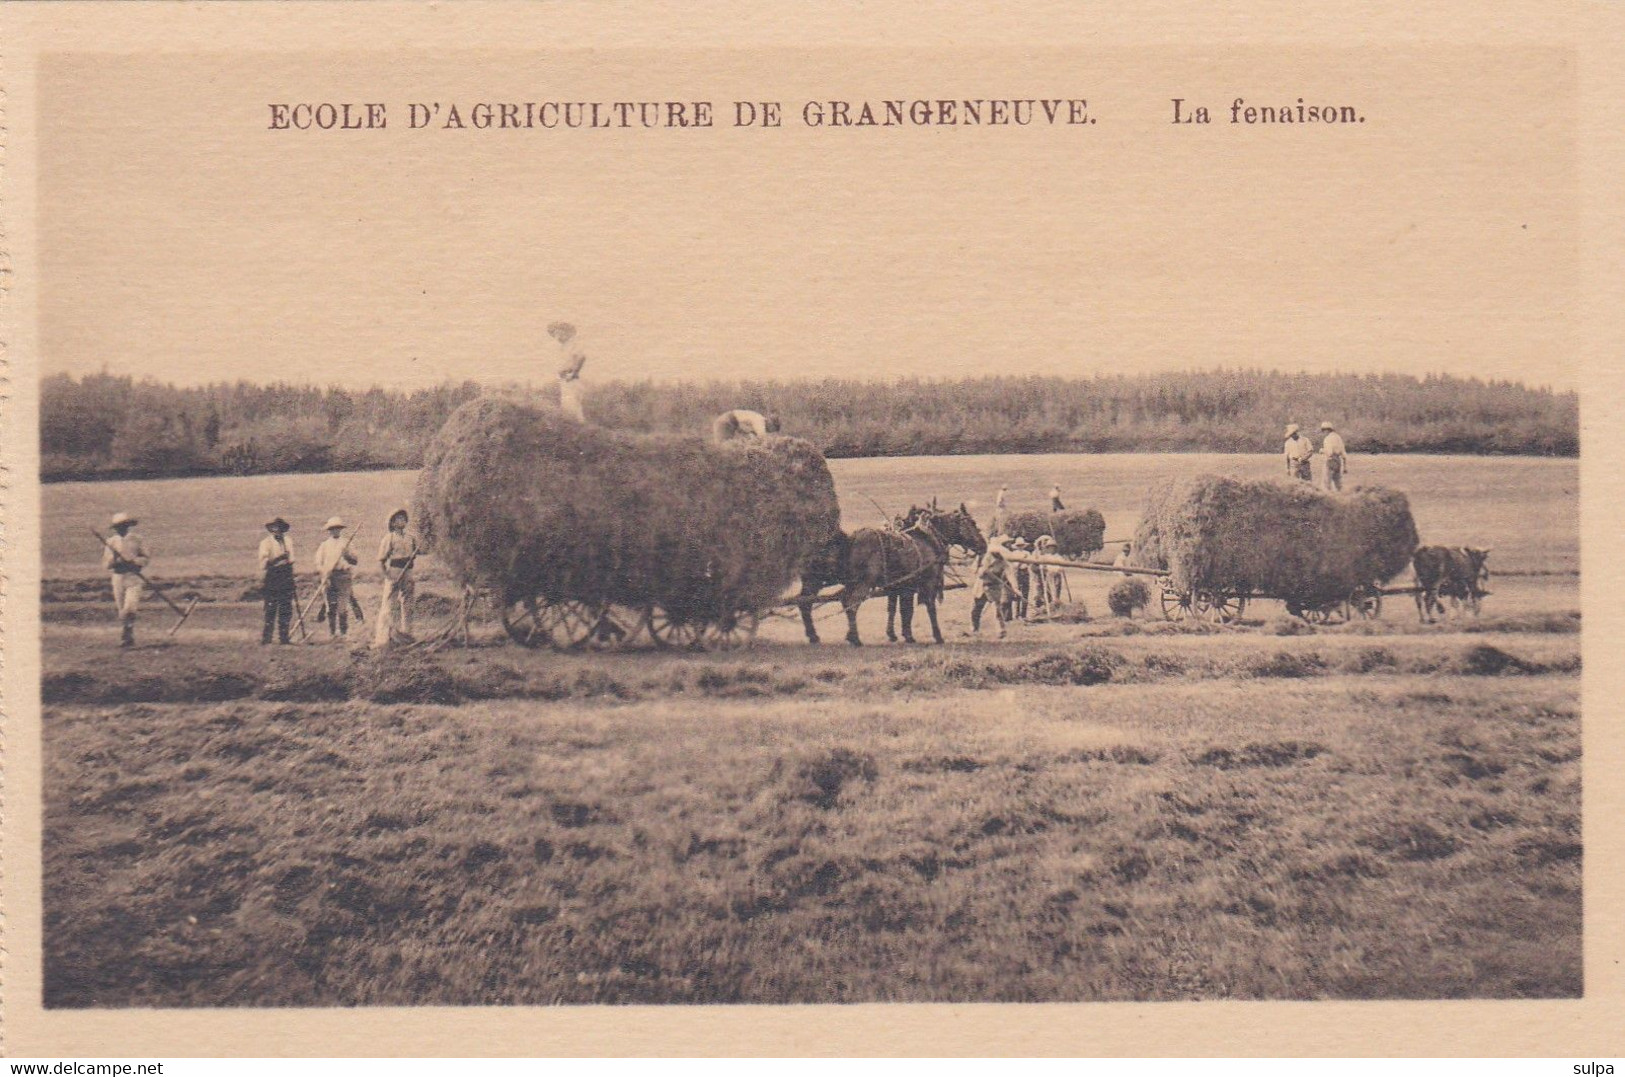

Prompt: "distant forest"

[40,369,1579,482]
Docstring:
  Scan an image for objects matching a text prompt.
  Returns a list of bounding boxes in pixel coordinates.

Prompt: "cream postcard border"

[1,1,1621,1057]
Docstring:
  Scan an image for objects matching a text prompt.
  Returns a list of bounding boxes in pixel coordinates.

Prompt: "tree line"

[40,368,1578,481]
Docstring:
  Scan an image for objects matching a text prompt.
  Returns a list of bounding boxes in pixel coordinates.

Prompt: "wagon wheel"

[643,606,705,650]
[501,596,604,649]
[1300,602,1348,626]
[1349,587,1383,621]
[699,610,760,651]
[1196,590,1246,624]
[1159,583,1194,622]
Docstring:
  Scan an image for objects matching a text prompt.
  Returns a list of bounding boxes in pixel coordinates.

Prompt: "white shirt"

[258,534,294,571]
[378,531,419,578]
[315,535,358,576]
[1321,431,1347,458]
[102,533,149,572]
[1284,435,1314,463]
[558,372,586,422]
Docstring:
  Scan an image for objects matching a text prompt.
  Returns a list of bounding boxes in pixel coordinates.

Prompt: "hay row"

[997,508,1107,558]
[1131,474,1417,607]
[414,397,841,621]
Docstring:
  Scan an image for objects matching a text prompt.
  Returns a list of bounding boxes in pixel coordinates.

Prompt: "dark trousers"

[263,565,295,643]
[1291,459,1312,482]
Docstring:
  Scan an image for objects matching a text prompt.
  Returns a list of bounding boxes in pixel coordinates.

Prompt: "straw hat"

[1285,424,1300,436]
[1320,421,1335,430]
[265,517,290,531]
[324,517,346,531]
[109,511,138,528]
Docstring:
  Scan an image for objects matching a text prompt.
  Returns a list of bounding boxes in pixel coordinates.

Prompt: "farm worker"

[1009,537,1033,621]
[1031,534,1059,616]
[258,517,297,645]
[1113,542,1134,574]
[1049,485,1065,512]
[557,350,587,423]
[549,320,588,423]
[374,508,421,647]
[711,409,780,442]
[101,511,150,648]
[1319,421,1348,491]
[1284,424,1314,482]
[969,536,1016,639]
[314,517,360,638]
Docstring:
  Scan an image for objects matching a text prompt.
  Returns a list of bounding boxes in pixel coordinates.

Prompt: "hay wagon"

[1124,474,1421,626]
[499,577,766,652]
[415,396,842,653]
[1150,573,1388,625]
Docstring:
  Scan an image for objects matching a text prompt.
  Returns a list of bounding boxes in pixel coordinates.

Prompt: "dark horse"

[797,503,986,646]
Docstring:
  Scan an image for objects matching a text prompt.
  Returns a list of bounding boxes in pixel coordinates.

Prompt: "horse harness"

[876,514,951,593]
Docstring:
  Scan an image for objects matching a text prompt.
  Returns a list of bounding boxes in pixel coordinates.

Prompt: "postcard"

[2,1,1621,1058]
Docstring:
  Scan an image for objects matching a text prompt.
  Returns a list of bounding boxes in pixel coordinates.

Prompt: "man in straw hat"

[1283,423,1314,482]
[101,512,150,648]
[375,508,421,647]
[1009,536,1033,621]
[1030,534,1060,618]
[1318,421,1348,491]
[314,517,360,639]
[968,534,1017,640]
[257,516,297,645]
[548,321,589,423]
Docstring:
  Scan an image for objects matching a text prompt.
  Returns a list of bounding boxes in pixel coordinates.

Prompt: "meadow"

[37,452,1582,1006]
[45,452,1576,578]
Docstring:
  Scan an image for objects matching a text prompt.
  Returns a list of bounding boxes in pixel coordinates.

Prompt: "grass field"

[44,453,1577,578]
[38,453,1582,1006]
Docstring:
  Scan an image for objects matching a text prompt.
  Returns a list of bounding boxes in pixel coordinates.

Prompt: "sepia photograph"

[1,2,1621,1060]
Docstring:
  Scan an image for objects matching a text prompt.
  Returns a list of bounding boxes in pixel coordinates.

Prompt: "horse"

[796,503,985,646]
[884,502,986,641]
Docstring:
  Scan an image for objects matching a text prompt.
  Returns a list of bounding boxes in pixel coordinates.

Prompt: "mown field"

[43,621,1581,1006]
[39,454,1582,1006]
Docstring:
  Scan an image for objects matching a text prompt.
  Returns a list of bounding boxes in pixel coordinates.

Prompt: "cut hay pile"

[998,509,1107,558]
[414,397,841,621]
[1131,474,1418,608]
[1107,578,1151,617]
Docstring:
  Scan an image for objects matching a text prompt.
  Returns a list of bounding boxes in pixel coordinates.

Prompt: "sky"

[38,47,1578,392]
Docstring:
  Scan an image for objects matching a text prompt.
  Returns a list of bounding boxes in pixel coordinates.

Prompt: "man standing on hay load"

[102,511,150,648]
[258,517,297,645]
[548,321,588,423]
[711,409,781,442]
[1284,423,1314,482]
[1319,421,1349,491]
[374,508,420,648]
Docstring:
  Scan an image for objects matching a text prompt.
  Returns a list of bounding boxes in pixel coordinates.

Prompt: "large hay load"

[999,508,1107,559]
[414,396,841,647]
[1131,474,1418,611]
